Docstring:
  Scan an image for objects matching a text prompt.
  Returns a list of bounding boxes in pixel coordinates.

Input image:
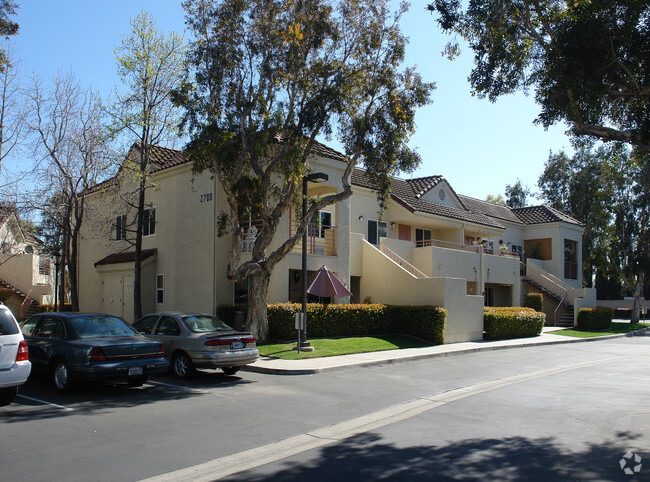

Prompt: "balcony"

[240,219,337,256]
[415,238,519,258]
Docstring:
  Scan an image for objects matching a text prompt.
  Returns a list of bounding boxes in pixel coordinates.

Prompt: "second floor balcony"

[240,219,337,256]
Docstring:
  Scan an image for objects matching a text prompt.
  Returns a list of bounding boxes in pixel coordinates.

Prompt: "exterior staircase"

[0,278,40,319]
[520,263,574,327]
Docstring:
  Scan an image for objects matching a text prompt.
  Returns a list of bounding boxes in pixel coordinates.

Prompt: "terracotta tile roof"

[351,169,505,229]
[94,248,158,267]
[405,176,444,198]
[310,140,347,162]
[458,195,524,225]
[512,205,584,226]
[85,176,119,195]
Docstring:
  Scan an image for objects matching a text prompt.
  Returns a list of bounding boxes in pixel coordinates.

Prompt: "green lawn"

[257,335,432,360]
[548,322,650,338]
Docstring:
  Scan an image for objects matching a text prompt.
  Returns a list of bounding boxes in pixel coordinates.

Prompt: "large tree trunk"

[631,273,644,323]
[246,271,271,342]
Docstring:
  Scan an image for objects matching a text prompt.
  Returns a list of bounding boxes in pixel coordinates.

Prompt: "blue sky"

[10,1,573,202]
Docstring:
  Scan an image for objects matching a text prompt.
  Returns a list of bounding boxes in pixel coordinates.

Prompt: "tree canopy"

[429,0,650,152]
[178,0,434,340]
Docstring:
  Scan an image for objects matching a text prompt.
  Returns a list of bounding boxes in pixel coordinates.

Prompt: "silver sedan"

[132,312,258,378]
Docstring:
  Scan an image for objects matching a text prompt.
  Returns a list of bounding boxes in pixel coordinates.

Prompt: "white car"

[0,305,31,406]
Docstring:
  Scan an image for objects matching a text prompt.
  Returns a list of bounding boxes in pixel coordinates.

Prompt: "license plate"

[128,366,143,376]
[231,340,245,349]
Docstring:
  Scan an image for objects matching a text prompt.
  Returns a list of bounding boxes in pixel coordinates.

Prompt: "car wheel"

[171,352,195,379]
[222,366,240,376]
[51,359,74,392]
[0,386,18,406]
[127,376,148,388]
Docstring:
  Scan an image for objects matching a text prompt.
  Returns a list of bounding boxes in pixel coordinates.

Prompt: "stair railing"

[554,294,568,327]
[20,289,33,318]
[519,262,568,299]
[0,268,33,297]
[379,244,429,279]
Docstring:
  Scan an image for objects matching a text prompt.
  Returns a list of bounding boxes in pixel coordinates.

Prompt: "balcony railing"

[240,219,337,256]
[415,238,519,258]
[290,220,337,256]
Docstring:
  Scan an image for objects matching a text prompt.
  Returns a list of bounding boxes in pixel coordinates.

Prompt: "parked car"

[0,305,31,406]
[132,312,259,378]
[20,313,169,391]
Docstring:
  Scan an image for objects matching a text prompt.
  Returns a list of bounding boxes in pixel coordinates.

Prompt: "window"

[143,207,156,236]
[155,316,180,336]
[564,239,578,280]
[310,210,332,238]
[415,228,432,247]
[39,258,51,275]
[156,274,164,304]
[115,214,127,240]
[133,315,159,335]
[367,219,387,246]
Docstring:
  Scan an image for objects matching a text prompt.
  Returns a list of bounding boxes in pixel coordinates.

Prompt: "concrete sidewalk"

[242,326,650,375]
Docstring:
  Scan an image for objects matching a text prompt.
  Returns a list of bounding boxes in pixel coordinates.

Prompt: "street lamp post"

[300,172,328,352]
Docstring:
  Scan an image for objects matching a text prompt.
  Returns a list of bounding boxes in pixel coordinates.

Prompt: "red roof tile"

[94,248,158,267]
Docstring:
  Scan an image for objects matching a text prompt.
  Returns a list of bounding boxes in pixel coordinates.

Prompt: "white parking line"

[17,394,73,411]
[148,380,208,393]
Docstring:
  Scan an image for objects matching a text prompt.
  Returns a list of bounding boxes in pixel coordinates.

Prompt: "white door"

[102,277,123,318]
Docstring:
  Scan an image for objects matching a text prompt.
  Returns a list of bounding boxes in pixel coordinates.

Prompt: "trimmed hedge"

[267,303,446,345]
[524,293,543,312]
[0,287,13,303]
[484,307,545,340]
[37,303,73,313]
[576,307,613,330]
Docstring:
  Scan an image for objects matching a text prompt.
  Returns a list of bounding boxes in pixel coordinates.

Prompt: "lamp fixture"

[358,215,364,220]
[390,222,395,227]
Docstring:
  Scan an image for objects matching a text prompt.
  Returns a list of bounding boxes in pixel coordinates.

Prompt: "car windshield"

[183,316,234,333]
[70,315,138,338]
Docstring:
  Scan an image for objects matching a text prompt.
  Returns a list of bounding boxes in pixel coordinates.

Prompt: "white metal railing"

[0,268,33,296]
[415,238,519,258]
[379,244,429,279]
[520,261,569,326]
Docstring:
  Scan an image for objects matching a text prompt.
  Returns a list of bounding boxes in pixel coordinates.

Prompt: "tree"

[25,72,109,310]
[179,0,434,341]
[538,144,649,320]
[0,47,25,174]
[429,0,650,152]
[504,179,529,208]
[109,12,185,320]
[605,146,649,322]
[538,147,611,289]
[0,1,18,70]
[485,194,506,206]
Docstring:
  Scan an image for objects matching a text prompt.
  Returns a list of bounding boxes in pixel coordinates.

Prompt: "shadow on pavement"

[224,432,644,481]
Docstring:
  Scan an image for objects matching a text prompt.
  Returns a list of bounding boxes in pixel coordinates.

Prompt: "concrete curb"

[241,327,650,375]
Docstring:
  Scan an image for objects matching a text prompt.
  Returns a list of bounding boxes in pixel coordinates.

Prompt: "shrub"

[0,287,13,303]
[483,307,545,340]
[267,303,446,344]
[576,307,613,330]
[524,293,543,312]
[217,304,239,325]
[37,303,73,313]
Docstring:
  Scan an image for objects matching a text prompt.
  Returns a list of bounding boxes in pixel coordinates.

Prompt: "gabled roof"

[351,169,505,229]
[405,175,444,198]
[94,248,158,267]
[0,204,43,245]
[512,205,584,226]
[458,195,524,225]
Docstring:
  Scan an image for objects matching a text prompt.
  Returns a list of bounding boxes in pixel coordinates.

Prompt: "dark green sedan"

[20,313,169,391]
